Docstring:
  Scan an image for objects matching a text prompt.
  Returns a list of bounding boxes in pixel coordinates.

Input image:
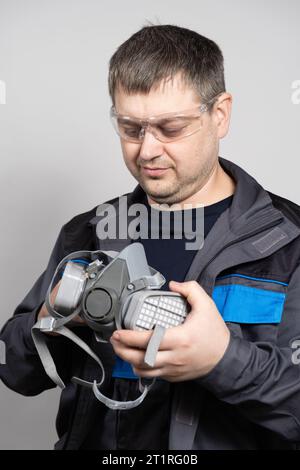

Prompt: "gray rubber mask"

[32,243,189,410]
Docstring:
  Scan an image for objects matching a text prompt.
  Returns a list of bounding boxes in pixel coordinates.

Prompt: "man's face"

[114,75,227,205]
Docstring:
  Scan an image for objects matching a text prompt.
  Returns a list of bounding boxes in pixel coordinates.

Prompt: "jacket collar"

[183,157,300,291]
[218,157,281,233]
[89,157,300,265]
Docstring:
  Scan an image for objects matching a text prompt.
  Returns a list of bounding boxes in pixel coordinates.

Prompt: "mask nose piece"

[139,121,152,141]
[139,127,145,140]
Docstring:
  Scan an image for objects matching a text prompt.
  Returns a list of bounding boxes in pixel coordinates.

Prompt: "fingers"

[50,281,61,304]
[73,315,86,324]
[110,336,174,370]
[111,329,152,348]
[169,280,208,307]
[111,324,186,351]
[133,366,165,379]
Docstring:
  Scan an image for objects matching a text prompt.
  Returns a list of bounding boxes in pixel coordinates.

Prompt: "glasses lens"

[153,118,190,141]
[153,116,203,142]
[111,115,143,142]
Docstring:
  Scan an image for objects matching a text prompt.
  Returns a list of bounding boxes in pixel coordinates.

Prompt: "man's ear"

[213,93,232,139]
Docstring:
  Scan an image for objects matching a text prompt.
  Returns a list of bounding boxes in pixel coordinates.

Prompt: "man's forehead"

[114,76,200,117]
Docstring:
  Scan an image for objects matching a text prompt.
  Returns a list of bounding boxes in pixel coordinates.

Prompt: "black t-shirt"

[140,193,233,287]
[81,194,233,450]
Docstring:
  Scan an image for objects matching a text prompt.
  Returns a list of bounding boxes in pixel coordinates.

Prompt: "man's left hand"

[110,280,230,382]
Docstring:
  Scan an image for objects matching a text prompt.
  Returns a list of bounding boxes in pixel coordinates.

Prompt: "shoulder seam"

[267,191,300,228]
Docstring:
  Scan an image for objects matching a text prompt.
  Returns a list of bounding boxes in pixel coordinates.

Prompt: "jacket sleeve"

[197,262,300,442]
[0,225,73,396]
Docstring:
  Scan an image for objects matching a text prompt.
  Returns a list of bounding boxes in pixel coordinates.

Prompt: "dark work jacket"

[2,156,300,450]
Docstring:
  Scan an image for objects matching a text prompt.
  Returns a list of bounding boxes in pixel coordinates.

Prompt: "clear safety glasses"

[110,103,210,143]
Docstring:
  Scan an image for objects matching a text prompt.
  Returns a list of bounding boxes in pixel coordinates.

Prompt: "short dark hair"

[108,24,226,108]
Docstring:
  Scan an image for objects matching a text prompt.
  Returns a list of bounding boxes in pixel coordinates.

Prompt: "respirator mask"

[32,243,189,410]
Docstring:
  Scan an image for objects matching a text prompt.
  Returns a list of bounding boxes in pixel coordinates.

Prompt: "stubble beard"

[138,159,215,205]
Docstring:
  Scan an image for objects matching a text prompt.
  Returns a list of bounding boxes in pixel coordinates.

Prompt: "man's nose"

[139,127,164,161]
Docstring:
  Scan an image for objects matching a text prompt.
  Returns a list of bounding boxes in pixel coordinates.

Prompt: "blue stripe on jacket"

[112,281,287,379]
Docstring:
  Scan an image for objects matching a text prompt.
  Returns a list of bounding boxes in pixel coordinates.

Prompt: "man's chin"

[135,175,178,202]
[144,188,181,205]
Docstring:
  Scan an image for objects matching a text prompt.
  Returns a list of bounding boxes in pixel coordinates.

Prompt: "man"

[1,24,300,450]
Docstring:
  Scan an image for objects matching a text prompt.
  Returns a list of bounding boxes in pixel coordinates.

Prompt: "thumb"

[169,280,209,308]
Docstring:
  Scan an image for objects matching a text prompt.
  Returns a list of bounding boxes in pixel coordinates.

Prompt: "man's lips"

[141,166,170,176]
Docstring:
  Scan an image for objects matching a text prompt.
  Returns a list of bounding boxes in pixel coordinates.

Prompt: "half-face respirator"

[32,243,189,410]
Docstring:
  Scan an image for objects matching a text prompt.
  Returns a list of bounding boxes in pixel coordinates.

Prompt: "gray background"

[0,0,299,450]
